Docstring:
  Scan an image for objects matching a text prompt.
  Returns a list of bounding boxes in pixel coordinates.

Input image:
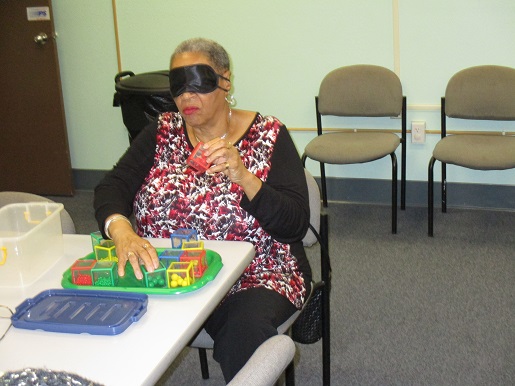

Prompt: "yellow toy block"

[94,239,118,262]
[181,240,204,250]
[167,261,195,288]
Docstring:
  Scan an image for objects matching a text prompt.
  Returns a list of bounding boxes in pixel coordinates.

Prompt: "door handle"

[34,32,48,45]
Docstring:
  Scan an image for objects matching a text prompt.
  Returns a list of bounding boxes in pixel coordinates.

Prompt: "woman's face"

[170,52,231,129]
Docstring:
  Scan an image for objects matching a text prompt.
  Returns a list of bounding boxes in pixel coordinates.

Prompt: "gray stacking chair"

[428,65,515,236]
[0,191,76,234]
[227,335,296,386]
[302,64,407,234]
[189,169,331,385]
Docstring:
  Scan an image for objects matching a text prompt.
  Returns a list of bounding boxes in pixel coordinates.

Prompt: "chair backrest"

[317,64,403,117]
[227,334,296,386]
[0,191,76,234]
[303,169,320,248]
[445,65,515,121]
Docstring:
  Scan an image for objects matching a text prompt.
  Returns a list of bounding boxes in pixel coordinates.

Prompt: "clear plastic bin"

[0,202,64,287]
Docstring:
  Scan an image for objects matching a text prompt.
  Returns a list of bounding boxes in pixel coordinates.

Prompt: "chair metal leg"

[401,161,406,211]
[303,154,328,208]
[301,153,307,167]
[285,359,295,386]
[441,162,447,213]
[322,284,331,385]
[322,276,331,385]
[198,348,210,379]
[428,157,436,237]
[320,163,328,207]
[321,211,331,385]
[390,153,398,234]
[400,96,407,211]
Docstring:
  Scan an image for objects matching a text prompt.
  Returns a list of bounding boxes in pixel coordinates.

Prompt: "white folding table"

[0,235,254,386]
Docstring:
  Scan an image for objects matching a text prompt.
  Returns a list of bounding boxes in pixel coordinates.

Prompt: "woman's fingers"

[204,138,239,174]
[113,231,159,280]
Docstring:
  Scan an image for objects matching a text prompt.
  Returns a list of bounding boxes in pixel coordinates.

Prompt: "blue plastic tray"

[11,289,148,335]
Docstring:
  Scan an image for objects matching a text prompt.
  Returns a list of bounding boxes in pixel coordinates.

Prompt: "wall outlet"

[411,121,426,143]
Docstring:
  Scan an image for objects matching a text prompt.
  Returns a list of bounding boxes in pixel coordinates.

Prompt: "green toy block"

[92,260,118,286]
[142,261,167,288]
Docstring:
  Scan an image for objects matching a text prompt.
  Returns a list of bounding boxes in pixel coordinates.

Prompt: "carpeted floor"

[47,191,515,386]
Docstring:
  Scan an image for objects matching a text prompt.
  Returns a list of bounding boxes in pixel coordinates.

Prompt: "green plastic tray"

[61,248,223,295]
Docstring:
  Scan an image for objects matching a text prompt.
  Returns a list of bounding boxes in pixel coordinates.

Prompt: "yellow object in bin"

[0,246,6,265]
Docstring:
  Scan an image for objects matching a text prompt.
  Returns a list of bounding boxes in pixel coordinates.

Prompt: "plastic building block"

[170,228,198,249]
[141,262,167,288]
[167,261,195,288]
[159,249,183,269]
[91,261,119,286]
[180,249,207,278]
[71,259,96,286]
[181,240,204,250]
[94,240,117,262]
[186,142,211,172]
[90,231,104,249]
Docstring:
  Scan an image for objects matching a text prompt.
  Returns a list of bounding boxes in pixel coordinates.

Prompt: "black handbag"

[291,281,325,344]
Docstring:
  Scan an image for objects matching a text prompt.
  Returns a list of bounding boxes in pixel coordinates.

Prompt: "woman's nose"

[179,91,195,99]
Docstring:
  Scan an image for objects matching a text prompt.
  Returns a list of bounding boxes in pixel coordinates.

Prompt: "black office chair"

[428,65,515,236]
[291,170,331,386]
[302,64,407,234]
[189,169,331,385]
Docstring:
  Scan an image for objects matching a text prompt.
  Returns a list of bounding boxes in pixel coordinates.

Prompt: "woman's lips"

[183,106,199,115]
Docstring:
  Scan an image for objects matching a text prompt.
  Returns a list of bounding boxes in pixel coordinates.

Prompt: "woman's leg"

[204,287,297,383]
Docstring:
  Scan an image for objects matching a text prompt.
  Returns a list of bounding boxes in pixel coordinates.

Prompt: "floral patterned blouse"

[95,112,311,309]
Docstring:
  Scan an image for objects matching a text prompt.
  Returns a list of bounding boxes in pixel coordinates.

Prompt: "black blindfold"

[169,64,229,98]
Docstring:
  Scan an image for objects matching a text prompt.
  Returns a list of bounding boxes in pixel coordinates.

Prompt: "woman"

[94,37,311,382]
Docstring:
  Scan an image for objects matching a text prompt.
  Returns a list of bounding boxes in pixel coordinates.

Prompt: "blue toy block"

[159,249,183,269]
[170,228,198,249]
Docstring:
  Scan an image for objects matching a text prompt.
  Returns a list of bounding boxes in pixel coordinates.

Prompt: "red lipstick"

[183,106,199,115]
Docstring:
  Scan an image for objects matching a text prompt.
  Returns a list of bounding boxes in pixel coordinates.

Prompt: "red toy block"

[180,250,207,278]
[71,259,96,286]
[187,142,211,172]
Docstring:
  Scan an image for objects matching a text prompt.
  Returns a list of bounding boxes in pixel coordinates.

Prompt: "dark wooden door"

[0,0,74,195]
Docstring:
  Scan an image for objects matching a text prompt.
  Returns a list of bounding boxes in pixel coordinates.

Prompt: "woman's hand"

[203,138,262,200]
[106,214,160,280]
